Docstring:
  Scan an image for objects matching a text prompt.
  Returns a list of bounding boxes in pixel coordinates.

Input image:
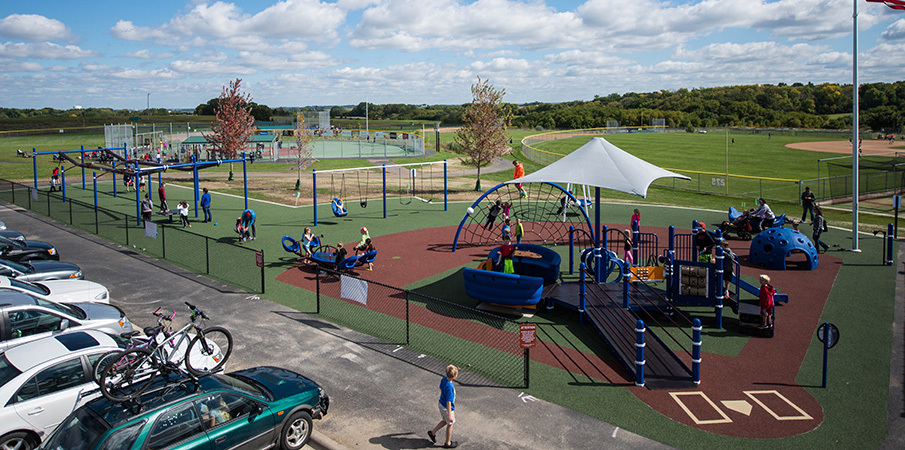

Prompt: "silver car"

[0,330,126,450]
[0,259,82,282]
[0,291,131,353]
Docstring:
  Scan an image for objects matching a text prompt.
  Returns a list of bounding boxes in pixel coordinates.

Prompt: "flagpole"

[851,0,861,252]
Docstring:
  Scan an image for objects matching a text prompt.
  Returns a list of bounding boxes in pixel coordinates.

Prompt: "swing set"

[312,160,448,225]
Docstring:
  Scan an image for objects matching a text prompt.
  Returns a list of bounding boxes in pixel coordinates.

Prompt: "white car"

[0,276,109,304]
[0,330,126,450]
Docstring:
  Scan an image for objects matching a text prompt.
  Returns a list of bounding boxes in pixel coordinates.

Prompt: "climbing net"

[454,182,594,249]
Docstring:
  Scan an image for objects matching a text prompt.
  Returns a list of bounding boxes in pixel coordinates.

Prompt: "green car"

[40,366,329,450]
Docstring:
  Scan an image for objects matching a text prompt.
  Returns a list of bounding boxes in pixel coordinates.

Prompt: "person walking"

[200,188,212,223]
[158,182,168,212]
[50,166,60,192]
[140,194,153,224]
[512,159,527,198]
[177,201,191,228]
[428,365,459,448]
[801,186,816,223]
[812,205,829,253]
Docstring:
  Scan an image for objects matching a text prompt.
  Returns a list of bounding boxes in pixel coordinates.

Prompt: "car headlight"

[95,291,108,301]
[119,316,130,329]
[69,271,82,279]
[48,248,57,255]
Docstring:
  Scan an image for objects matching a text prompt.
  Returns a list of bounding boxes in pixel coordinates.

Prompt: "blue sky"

[1,0,903,110]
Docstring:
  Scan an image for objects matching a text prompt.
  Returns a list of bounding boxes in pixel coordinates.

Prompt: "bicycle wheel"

[93,350,123,384]
[185,326,233,377]
[99,348,159,402]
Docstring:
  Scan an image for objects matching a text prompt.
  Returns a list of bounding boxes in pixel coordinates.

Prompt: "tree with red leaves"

[205,78,255,180]
[455,77,511,191]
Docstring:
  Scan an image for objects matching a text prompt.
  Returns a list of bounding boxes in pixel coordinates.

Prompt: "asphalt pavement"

[1,202,669,450]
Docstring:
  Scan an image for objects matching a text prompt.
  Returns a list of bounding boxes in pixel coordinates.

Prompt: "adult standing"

[140,194,153,224]
[512,159,527,198]
[812,205,829,253]
[428,365,459,448]
[200,188,212,223]
[158,181,168,212]
[240,208,256,241]
[800,186,816,223]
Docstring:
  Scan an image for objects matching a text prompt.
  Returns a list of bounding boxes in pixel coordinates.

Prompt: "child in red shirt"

[758,274,775,329]
[630,208,641,228]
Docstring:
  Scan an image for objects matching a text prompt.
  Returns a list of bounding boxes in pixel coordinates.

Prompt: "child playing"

[630,208,641,228]
[500,201,513,220]
[501,218,511,241]
[177,201,191,228]
[357,238,376,271]
[484,200,502,230]
[302,227,315,257]
[758,274,775,329]
[514,217,524,245]
[623,232,634,267]
[356,227,370,250]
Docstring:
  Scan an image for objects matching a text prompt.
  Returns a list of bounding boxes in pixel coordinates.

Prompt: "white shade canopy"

[507,137,689,198]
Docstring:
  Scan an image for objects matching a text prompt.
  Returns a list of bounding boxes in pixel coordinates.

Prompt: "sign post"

[520,323,536,388]
[817,322,839,388]
[255,250,265,294]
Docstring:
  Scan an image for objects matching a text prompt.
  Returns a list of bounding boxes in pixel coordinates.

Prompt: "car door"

[143,402,211,450]
[4,308,65,348]
[195,393,275,449]
[12,357,93,434]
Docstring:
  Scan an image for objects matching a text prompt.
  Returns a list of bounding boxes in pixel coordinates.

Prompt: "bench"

[487,243,561,283]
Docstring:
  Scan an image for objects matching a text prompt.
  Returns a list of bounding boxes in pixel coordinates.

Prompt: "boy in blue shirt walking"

[428,365,458,448]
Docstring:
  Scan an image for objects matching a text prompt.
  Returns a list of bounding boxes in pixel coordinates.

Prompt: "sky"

[0,0,904,110]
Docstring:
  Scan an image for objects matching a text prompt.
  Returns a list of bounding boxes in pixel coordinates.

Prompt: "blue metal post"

[635,320,646,387]
[886,223,894,266]
[597,224,607,283]
[579,263,586,324]
[61,165,66,202]
[382,164,387,219]
[822,322,829,388]
[594,187,601,246]
[569,225,575,275]
[669,225,675,253]
[622,260,631,309]
[157,152,162,186]
[632,219,639,262]
[692,318,702,384]
[242,152,248,210]
[81,145,86,190]
[715,246,724,329]
[32,148,37,189]
[313,169,319,225]
[192,155,199,218]
[444,159,448,211]
[92,172,98,210]
[135,162,141,225]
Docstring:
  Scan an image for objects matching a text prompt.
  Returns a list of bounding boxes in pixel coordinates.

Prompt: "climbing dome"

[749,227,819,270]
[453,182,594,250]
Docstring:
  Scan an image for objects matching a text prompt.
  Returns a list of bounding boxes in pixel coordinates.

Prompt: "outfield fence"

[315,267,529,388]
[0,178,263,293]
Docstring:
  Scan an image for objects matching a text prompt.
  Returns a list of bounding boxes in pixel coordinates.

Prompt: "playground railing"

[0,178,263,294]
[315,267,528,388]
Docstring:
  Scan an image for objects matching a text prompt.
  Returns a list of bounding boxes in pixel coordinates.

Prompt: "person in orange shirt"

[512,160,527,198]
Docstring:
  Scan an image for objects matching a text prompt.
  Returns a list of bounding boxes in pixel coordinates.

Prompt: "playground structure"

[312,161,448,225]
[31,146,251,223]
[281,235,377,272]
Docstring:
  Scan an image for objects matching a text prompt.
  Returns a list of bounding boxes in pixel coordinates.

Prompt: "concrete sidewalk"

[0,203,668,449]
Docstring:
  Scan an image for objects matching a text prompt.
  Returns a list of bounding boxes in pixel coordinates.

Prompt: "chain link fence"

[315,267,528,388]
[0,179,263,293]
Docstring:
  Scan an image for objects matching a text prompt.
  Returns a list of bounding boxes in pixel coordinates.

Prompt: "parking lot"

[1,202,666,449]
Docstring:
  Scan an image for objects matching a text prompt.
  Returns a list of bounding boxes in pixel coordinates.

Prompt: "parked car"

[0,230,25,241]
[0,259,82,282]
[0,236,59,262]
[0,330,127,450]
[0,291,132,353]
[42,366,329,450]
[0,276,109,304]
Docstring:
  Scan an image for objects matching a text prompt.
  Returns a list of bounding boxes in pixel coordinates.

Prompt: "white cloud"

[0,61,44,72]
[236,50,337,70]
[108,67,181,79]
[125,49,175,59]
[0,42,98,59]
[674,41,823,63]
[0,14,74,42]
[881,18,905,41]
[169,59,256,75]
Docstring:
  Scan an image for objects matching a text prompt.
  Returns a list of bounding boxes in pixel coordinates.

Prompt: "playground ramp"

[548,283,696,390]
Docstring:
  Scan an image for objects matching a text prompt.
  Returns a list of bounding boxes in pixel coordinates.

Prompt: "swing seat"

[282,236,300,253]
[359,250,377,265]
[332,198,348,217]
[337,254,360,271]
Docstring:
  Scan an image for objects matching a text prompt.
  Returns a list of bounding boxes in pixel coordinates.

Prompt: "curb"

[309,430,348,450]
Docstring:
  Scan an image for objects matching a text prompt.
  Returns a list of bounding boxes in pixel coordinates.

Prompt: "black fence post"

[315,269,321,314]
[161,222,166,259]
[405,292,410,346]
[205,237,210,274]
[124,215,130,247]
[46,192,50,216]
[69,198,73,224]
[95,207,99,235]
[10,181,15,204]
[524,348,530,388]
[260,249,265,294]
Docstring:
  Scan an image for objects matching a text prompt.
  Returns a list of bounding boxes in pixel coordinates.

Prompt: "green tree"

[455,77,510,191]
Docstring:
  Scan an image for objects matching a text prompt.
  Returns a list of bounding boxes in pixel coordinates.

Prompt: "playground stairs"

[547,282,696,390]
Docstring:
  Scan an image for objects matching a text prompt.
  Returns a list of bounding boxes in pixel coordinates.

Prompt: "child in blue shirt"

[428,365,458,448]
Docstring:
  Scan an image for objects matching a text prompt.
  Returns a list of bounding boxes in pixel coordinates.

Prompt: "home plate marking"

[669,392,732,425]
[721,400,753,416]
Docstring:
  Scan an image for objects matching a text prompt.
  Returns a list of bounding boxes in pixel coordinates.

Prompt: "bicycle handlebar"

[184,301,210,320]
[151,307,175,321]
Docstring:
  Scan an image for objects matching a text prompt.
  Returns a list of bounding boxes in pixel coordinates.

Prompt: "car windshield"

[0,236,22,248]
[215,374,268,400]
[43,406,110,450]
[0,354,24,387]
[34,297,86,319]
[9,278,50,295]
[0,259,29,273]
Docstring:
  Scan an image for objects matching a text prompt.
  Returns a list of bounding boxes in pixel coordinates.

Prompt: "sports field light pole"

[851,0,861,252]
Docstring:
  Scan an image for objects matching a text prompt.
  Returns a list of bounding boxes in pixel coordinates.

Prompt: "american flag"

[866,0,905,10]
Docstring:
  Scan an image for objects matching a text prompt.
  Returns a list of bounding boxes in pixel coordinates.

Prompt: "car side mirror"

[249,403,264,422]
[59,319,70,331]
